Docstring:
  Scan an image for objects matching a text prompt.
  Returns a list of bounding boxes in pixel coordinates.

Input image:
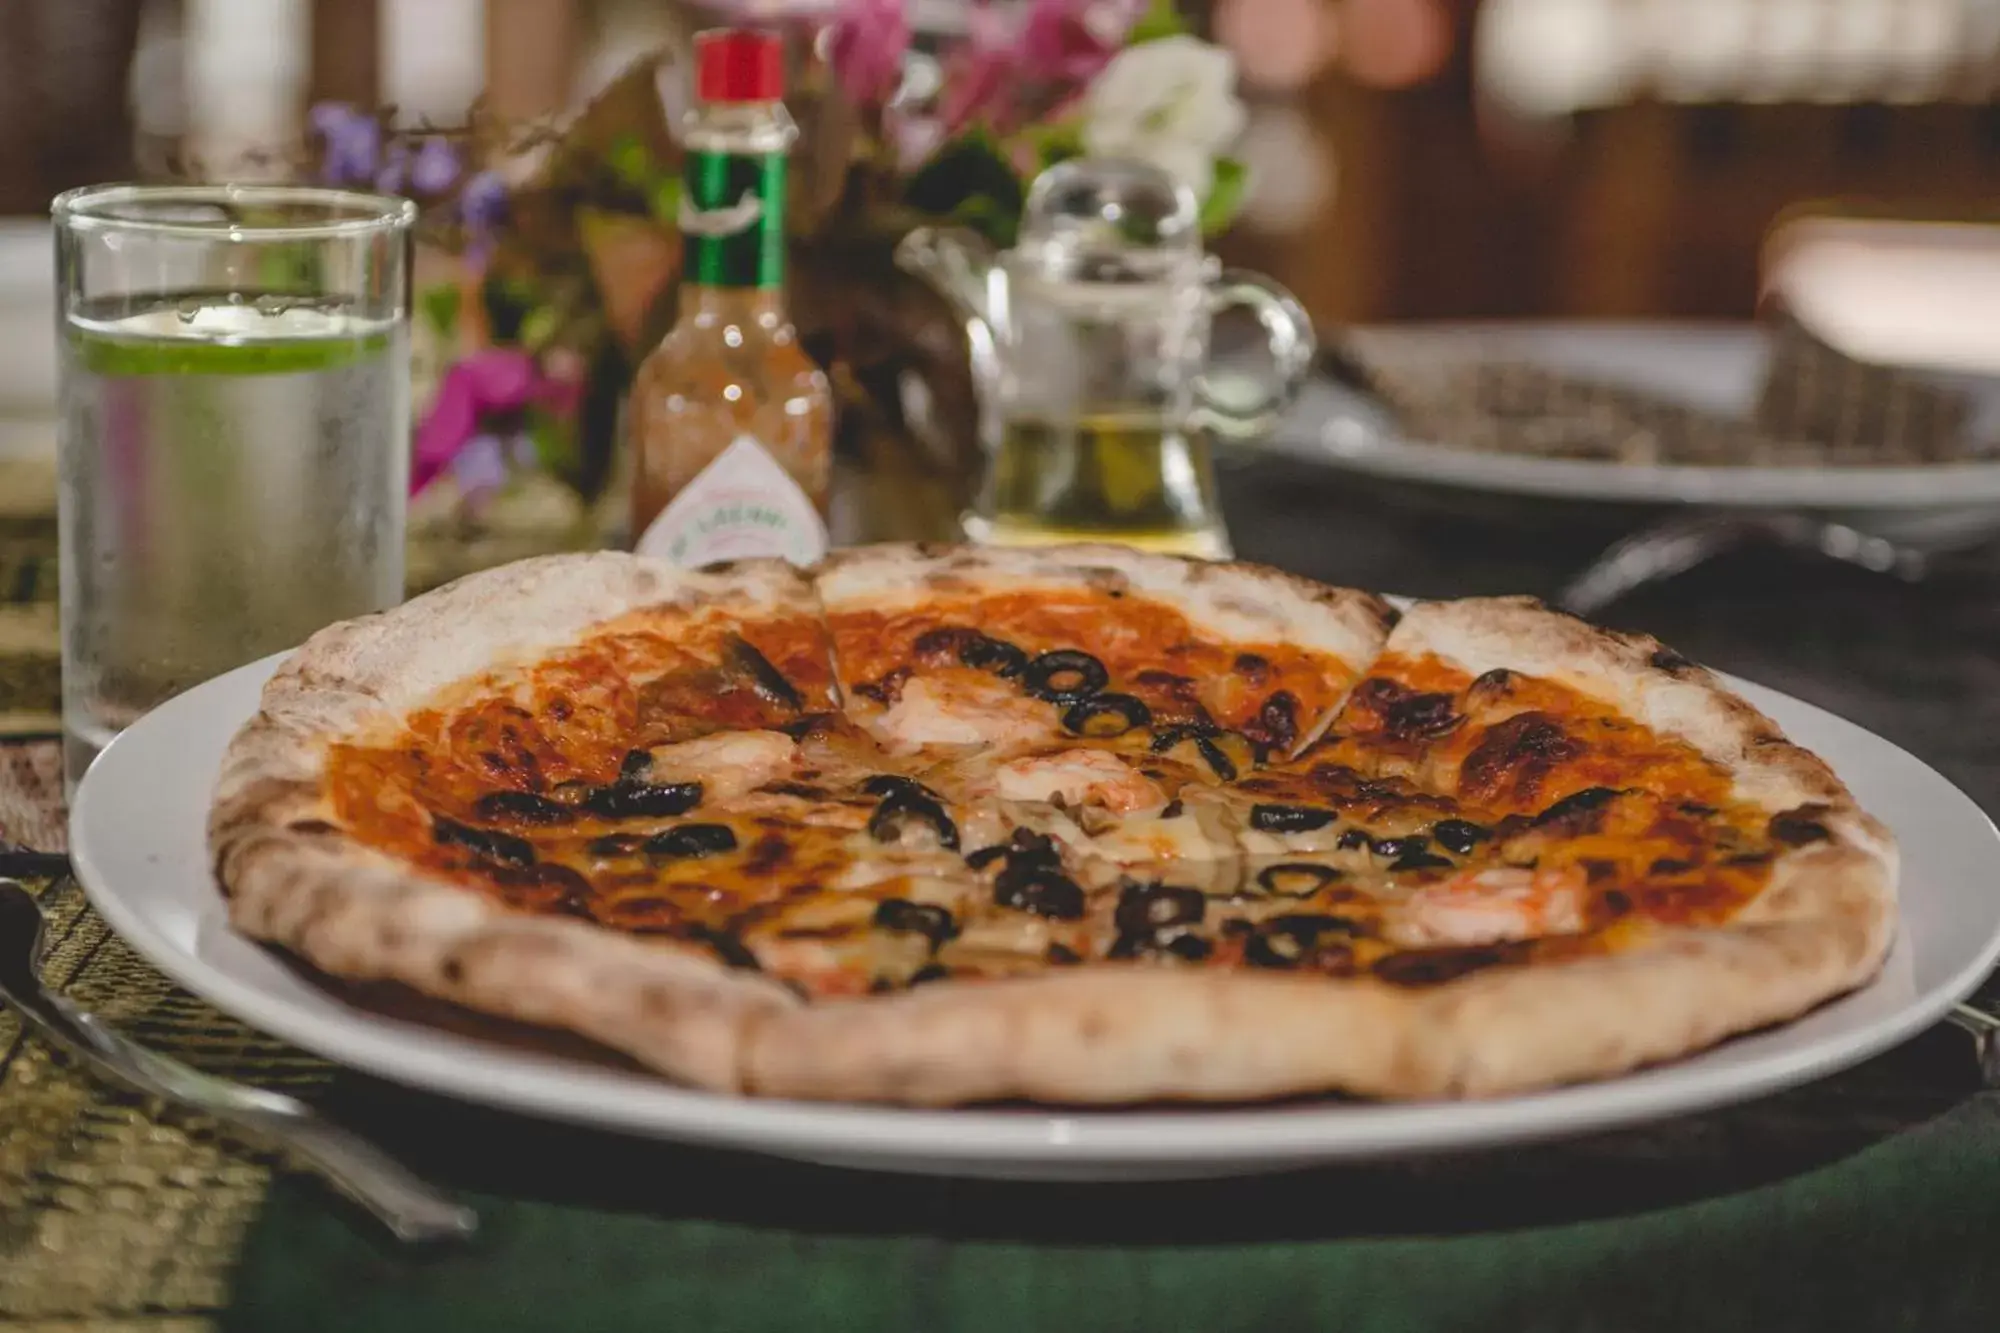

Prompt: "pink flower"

[828,0,911,110]
[938,4,1021,133]
[411,349,581,496]
[939,0,1143,135]
[1020,0,1140,88]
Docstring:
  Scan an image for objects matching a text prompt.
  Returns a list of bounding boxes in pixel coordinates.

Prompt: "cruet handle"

[1191,269,1317,440]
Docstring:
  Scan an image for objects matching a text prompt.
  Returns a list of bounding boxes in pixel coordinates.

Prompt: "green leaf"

[607,133,655,191]
[1129,0,1188,44]
[526,409,576,476]
[518,304,560,351]
[903,132,1025,221]
[1199,157,1249,237]
[418,283,463,341]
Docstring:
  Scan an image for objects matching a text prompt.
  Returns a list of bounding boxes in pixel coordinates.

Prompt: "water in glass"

[58,293,408,783]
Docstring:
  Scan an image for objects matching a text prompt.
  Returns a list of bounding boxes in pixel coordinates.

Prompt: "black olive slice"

[867,790,961,851]
[472,790,576,826]
[908,962,951,986]
[1194,737,1239,782]
[1336,828,1372,851]
[1108,929,1213,962]
[1253,863,1343,897]
[1243,914,1361,969]
[861,774,942,801]
[964,637,1029,676]
[1250,804,1336,834]
[1062,693,1152,739]
[965,844,1008,870]
[1533,787,1622,827]
[1369,835,1426,859]
[993,864,1085,919]
[582,781,704,819]
[1431,819,1491,856]
[1390,850,1455,872]
[1149,721,1217,752]
[1114,881,1207,935]
[1021,649,1109,704]
[871,898,959,946]
[645,824,738,859]
[620,749,653,779]
[725,634,804,711]
[432,816,536,867]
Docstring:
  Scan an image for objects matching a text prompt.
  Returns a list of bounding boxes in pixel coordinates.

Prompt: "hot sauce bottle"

[628,28,834,567]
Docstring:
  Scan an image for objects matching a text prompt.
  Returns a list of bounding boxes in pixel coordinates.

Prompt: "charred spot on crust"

[1648,648,1696,673]
[1768,806,1834,846]
[286,819,340,837]
[1233,652,1271,683]
[1459,712,1583,804]
[1249,690,1301,752]
[581,780,704,820]
[1372,941,1530,988]
[684,924,762,971]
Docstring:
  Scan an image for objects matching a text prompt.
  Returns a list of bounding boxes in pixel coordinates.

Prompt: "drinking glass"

[53,184,415,792]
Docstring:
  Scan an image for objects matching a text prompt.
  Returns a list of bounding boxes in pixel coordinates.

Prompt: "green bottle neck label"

[679,151,786,290]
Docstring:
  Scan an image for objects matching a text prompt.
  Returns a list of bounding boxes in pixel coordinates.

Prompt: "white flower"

[1081,35,1248,201]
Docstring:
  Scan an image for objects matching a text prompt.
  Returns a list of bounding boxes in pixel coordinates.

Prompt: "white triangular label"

[633,434,829,568]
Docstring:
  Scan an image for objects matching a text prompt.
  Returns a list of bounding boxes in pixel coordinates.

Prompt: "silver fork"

[0,879,477,1243]
[1946,1001,2000,1088]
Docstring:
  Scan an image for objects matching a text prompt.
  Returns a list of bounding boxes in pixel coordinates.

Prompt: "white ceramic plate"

[70,651,2000,1181]
[1267,322,2000,544]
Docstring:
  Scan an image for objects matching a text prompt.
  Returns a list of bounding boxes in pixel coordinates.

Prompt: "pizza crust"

[816,542,1398,673]
[207,553,1900,1108]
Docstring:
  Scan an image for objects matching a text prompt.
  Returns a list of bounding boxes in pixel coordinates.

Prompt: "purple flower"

[939,4,1020,133]
[412,349,580,496]
[375,141,410,194]
[828,0,911,110]
[409,137,462,195]
[310,103,381,186]
[456,171,510,262]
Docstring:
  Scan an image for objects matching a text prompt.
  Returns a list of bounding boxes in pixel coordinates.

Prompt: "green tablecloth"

[225,1034,1999,1332]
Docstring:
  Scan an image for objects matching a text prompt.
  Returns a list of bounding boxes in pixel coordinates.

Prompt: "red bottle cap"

[695,29,784,103]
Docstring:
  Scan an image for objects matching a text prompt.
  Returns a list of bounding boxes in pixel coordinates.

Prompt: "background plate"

[1266,322,2000,545]
[70,650,2000,1180]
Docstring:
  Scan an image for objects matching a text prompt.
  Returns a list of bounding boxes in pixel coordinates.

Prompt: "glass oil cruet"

[896,156,1316,558]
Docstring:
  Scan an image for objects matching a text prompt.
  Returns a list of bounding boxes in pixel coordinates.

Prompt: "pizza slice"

[814,543,1395,867]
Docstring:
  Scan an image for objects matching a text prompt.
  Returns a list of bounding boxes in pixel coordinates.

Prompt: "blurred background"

[6,0,2000,341]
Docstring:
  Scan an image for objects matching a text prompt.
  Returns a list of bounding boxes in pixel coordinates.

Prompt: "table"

[3,450,1999,1331]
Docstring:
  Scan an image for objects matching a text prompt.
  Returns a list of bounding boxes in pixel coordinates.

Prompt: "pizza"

[207,543,1898,1106]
